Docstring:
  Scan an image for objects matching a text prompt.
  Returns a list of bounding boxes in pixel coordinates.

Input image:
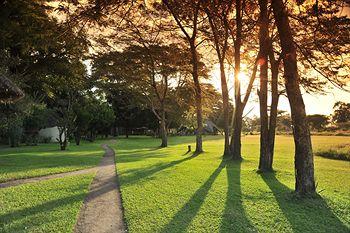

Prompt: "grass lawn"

[114,135,350,233]
[0,173,95,233]
[0,141,105,182]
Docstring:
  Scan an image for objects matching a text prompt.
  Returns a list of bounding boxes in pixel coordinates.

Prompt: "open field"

[0,141,104,182]
[114,135,350,233]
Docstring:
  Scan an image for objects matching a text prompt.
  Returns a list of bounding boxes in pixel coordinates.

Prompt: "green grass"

[114,135,350,233]
[0,141,105,182]
[0,173,95,233]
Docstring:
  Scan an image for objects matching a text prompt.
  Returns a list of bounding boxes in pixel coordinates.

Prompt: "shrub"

[315,144,350,161]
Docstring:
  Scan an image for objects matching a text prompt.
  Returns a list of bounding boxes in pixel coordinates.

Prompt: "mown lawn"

[0,141,105,182]
[114,135,350,233]
[0,173,94,233]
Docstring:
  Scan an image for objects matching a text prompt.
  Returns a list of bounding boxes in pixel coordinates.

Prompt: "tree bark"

[75,131,81,146]
[231,106,243,159]
[258,0,271,171]
[267,48,280,169]
[160,105,168,147]
[190,42,203,153]
[272,0,315,194]
[219,60,231,156]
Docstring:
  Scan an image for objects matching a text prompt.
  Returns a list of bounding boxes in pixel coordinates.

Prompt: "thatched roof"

[0,75,24,103]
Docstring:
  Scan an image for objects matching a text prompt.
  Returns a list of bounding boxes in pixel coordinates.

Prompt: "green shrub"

[315,144,350,161]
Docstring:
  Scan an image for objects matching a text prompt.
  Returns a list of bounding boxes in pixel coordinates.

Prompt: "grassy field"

[0,141,106,233]
[114,135,350,233]
[0,173,94,233]
[0,141,104,182]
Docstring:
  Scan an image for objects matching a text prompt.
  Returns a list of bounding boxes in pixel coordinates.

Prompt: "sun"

[210,63,250,97]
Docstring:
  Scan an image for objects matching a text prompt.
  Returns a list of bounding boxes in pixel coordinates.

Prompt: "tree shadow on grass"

[0,178,115,232]
[260,172,349,233]
[0,193,85,232]
[120,155,196,186]
[219,160,257,232]
[160,160,226,233]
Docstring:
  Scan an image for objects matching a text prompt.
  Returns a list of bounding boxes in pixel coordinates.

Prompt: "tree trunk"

[219,59,231,156]
[190,42,203,153]
[230,0,243,159]
[75,131,81,146]
[58,127,67,150]
[267,57,279,169]
[258,0,271,171]
[272,0,315,194]
[125,122,129,138]
[230,106,243,160]
[160,106,168,147]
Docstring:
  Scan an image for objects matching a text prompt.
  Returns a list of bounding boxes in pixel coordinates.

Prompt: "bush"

[315,144,350,161]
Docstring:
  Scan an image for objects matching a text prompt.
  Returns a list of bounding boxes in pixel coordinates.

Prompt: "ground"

[0,136,349,233]
[113,135,350,233]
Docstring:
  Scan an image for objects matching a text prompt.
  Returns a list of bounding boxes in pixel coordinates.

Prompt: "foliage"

[306,114,329,131]
[333,101,350,123]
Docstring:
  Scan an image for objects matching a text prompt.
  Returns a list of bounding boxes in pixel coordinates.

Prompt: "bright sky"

[209,66,350,117]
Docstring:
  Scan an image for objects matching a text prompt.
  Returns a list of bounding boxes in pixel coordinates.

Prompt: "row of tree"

[60,0,349,195]
[1,0,349,196]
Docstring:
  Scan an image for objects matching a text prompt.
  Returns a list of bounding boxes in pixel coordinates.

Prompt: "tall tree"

[257,0,271,171]
[204,0,233,156]
[162,0,205,153]
[272,0,315,195]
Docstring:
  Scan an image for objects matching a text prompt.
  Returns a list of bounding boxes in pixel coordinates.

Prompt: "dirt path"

[0,167,98,189]
[74,144,126,233]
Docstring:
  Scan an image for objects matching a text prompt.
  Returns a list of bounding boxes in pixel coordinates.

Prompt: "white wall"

[38,126,65,142]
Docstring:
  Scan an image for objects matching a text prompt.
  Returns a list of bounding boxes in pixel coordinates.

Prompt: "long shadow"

[0,154,101,181]
[220,160,257,232]
[120,155,196,186]
[0,177,115,232]
[261,173,349,232]
[161,160,226,233]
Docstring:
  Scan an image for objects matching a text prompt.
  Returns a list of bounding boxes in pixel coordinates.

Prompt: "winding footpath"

[0,143,126,233]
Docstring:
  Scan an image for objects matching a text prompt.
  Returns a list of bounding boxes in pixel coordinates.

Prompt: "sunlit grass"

[0,141,104,182]
[0,173,94,233]
[114,135,350,233]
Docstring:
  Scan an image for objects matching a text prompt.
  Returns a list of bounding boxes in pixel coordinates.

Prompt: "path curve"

[74,144,126,233]
[0,167,98,189]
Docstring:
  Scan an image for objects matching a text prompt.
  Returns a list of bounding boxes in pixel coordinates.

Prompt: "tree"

[307,114,329,131]
[93,43,192,147]
[204,0,233,156]
[332,101,350,123]
[162,0,205,153]
[272,0,315,195]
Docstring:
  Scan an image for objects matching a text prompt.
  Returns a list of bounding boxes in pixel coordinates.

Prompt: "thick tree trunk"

[272,0,315,194]
[258,0,272,171]
[230,106,243,160]
[190,42,203,153]
[160,106,168,147]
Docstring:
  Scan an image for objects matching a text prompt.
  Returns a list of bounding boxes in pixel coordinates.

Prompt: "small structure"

[38,126,65,143]
[0,75,24,103]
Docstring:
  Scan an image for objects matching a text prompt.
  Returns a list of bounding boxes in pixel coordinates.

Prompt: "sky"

[209,67,350,117]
